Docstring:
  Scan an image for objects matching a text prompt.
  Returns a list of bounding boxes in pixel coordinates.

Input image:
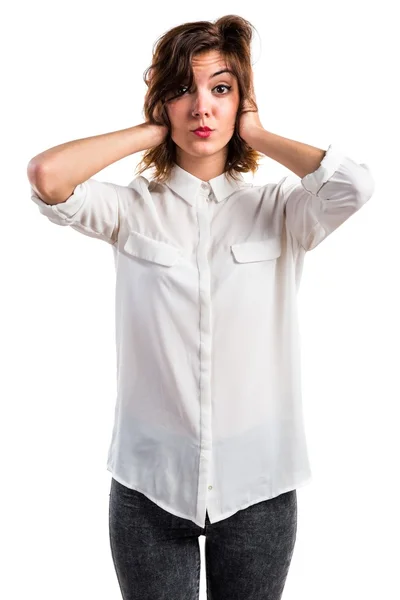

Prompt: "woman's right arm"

[27,122,168,205]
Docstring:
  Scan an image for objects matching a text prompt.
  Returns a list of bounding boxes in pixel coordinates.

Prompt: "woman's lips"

[193,130,213,138]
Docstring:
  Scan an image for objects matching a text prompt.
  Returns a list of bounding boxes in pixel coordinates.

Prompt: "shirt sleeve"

[281,144,375,252]
[30,178,123,245]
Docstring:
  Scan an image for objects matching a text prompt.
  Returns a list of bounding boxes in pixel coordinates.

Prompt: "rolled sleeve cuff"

[301,144,347,196]
[30,182,87,223]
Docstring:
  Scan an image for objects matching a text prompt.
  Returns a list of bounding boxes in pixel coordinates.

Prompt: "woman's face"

[164,50,240,173]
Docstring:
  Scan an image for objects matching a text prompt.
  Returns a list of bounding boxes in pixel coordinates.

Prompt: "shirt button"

[208,485,213,490]
[201,182,209,190]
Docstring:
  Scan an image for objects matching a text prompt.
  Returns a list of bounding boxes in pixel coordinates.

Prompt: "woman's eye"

[214,84,232,94]
[177,84,231,96]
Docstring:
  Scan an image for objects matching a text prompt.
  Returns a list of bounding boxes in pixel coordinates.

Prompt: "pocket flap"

[123,230,183,266]
[231,236,282,263]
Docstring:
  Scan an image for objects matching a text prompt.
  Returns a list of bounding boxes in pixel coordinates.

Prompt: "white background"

[2,1,399,599]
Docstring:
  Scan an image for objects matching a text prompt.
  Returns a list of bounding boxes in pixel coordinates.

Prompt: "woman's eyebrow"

[209,69,234,79]
[183,69,234,84]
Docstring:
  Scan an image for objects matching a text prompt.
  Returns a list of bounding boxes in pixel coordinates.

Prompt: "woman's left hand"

[238,87,264,146]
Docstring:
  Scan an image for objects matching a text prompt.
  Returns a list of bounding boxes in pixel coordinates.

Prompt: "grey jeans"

[109,477,297,600]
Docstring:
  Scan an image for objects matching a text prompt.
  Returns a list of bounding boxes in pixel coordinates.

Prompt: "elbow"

[27,161,49,202]
[27,160,73,205]
[27,158,45,187]
[27,159,51,195]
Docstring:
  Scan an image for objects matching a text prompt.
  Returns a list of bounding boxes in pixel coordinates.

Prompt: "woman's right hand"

[141,121,169,148]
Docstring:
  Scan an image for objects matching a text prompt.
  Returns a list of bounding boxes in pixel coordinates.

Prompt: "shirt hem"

[107,465,200,524]
[107,464,312,528]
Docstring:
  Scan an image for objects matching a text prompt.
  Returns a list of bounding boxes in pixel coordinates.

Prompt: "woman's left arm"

[239,114,375,252]
[241,126,326,179]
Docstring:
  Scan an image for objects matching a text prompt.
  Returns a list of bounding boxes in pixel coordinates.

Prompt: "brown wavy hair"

[134,14,264,184]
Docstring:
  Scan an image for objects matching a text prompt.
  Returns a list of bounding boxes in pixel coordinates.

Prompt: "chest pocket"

[123,230,183,267]
[231,235,282,263]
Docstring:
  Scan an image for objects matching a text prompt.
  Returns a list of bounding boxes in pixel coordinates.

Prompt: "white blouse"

[30,144,375,527]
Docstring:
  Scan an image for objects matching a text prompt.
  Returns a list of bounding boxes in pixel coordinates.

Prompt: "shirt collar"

[164,162,252,206]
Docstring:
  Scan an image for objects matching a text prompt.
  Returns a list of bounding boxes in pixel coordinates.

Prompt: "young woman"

[27,14,374,600]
